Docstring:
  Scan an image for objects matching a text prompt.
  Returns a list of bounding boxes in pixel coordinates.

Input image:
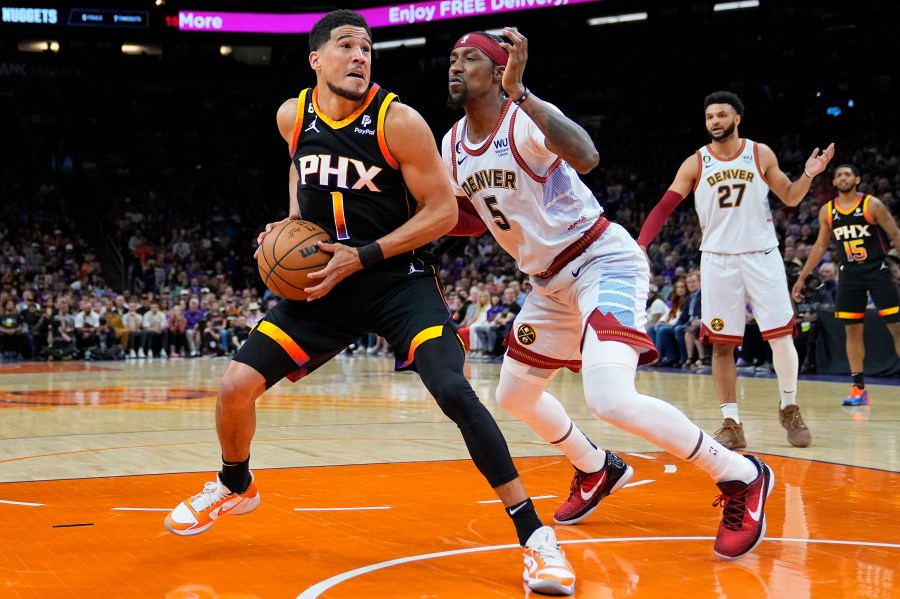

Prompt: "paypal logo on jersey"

[354,114,375,136]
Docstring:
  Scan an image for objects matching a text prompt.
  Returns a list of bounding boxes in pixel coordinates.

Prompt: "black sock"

[219,455,251,494]
[506,498,543,546]
[851,373,865,389]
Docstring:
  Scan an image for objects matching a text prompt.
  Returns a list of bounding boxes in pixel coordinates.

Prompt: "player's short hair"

[310,9,371,52]
[834,163,860,177]
[703,91,744,116]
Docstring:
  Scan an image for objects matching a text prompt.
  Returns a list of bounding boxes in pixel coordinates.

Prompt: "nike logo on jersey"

[580,471,608,501]
[455,140,466,165]
[764,249,776,255]
[572,264,585,278]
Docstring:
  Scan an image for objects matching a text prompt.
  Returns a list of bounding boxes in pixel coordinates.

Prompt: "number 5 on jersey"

[484,195,511,231]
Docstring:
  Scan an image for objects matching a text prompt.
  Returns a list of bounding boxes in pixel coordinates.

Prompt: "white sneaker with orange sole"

[165,473,260,536]
[522,526,575,595]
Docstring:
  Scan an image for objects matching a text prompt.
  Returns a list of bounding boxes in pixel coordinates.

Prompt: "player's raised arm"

[758,142,834,207]
[498,27,598,174]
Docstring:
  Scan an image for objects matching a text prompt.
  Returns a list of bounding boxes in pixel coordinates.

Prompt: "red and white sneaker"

[713,455,774,559]
[164,473,260,536]
[522,526,575,596]
[553,451,633,525]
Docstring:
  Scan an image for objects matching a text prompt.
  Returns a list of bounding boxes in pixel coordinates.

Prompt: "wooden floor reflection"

[1,356,898,598]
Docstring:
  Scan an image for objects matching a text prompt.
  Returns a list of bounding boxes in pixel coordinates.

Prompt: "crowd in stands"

[1,10,898,370]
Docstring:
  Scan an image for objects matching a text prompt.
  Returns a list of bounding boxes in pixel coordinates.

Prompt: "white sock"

[553,422,607,474]
[689,430,758,484]
[582,339,757,485]
[721,403,741,424]
[769,335,799,409]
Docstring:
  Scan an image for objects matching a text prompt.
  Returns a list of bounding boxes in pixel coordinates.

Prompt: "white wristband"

[803,169,814,178]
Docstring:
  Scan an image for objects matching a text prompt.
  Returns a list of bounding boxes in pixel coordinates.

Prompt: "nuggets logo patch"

[711,318,725,332]
[516,324,537,345]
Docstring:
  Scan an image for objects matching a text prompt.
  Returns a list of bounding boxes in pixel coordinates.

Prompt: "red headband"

[453,32,508,66]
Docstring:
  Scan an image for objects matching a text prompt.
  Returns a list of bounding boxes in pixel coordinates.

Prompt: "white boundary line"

[294,506,391,512]
[0,499,43,506]
[295,536,900,599]
[477,494,556,504]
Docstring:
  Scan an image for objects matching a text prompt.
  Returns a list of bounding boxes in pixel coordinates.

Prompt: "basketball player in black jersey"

[792,164,900,405]
[164,10,575,595]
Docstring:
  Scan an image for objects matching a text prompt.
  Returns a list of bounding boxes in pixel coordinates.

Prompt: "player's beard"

[447,90,467,110]
[327,80,367,102]
[836,181,857,193]
[708,121,736,142]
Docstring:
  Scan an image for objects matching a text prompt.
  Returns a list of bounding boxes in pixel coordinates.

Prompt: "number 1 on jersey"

[331,191,350,240]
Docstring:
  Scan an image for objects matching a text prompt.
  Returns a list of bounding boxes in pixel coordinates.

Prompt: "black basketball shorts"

[835,260,900,323]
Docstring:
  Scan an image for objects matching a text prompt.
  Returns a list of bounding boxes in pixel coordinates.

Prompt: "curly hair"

[703,91,744,116]
[309,10,371,52]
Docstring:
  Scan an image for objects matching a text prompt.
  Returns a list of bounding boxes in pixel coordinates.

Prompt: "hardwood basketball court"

[1,356,898,598]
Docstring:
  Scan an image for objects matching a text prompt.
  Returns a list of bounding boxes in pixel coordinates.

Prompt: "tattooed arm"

[499,26,599,174]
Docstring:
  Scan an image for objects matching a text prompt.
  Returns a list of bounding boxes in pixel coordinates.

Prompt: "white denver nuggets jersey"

[441,101,602,276]
[694,139,777,253]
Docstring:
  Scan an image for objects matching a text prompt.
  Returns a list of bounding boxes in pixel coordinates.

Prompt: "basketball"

[257,219,332,300]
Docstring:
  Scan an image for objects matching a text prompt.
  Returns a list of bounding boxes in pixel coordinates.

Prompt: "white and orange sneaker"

[522,526,575,596]
[164,473,260,536]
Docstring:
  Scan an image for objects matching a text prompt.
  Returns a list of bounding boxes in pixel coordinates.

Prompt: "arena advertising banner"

[1,6,148,27]
[177,0,604,33]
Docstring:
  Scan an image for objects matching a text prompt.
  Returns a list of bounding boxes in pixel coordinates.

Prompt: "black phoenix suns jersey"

[289,84,421,265]
[827,193,888,265]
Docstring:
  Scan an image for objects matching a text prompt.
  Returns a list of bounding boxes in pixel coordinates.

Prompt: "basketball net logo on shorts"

[711,318,725,332]
[516,324,537,345]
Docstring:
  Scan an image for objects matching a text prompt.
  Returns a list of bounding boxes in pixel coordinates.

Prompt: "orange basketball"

[257,219,332,300]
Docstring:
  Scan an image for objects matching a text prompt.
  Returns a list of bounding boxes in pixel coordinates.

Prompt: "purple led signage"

[179,0,604,33]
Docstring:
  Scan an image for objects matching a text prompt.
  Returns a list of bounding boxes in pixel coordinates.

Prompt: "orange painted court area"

[2,454,898,598]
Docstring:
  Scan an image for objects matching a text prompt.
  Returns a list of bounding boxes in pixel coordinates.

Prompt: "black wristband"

[357,242,384,269]
[513,87,530,105]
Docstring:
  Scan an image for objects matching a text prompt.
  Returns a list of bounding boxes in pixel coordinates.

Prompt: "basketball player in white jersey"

[443,29,775,573]
[638,91,834,449]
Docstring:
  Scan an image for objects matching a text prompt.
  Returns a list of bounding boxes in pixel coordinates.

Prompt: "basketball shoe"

[713,418,746,449]
[522,526,575,596]
[553,451,633,525]
[842,386,870,406]
[778,405,811,447]
[164,473,260,536]
[712,455,774,560]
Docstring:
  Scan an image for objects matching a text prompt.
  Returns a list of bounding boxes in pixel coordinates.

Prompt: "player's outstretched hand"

[498,27,528,102]
[302,241,361,301]
[804,142,835,178]
[253,215,299,260]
